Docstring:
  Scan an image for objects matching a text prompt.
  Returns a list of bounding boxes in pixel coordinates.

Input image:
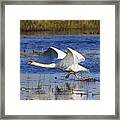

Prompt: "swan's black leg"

[65,72,85,81]
[65,72,82,79]
[65,72,75,79]
[65,73,70,78]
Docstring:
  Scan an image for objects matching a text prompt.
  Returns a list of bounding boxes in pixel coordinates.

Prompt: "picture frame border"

[0,0,119,119]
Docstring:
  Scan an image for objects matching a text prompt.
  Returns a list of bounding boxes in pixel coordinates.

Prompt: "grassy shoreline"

[20,20,100,36]
[21,33,100,36]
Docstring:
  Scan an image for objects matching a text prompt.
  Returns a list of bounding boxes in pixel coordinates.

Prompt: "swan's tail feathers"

[27,61,56,68]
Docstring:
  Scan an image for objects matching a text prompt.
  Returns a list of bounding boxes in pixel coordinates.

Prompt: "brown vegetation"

[20,20,100,35]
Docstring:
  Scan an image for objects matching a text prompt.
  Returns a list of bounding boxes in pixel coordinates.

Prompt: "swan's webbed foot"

[75,74,81,79]
[64,72,75,79]
[64,72,86,81]
[80,78,86,81]
[75,74,85,81]
[65,72,86,81]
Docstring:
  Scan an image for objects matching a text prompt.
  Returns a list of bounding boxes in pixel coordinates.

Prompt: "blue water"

[20,35,100,79]
[20,35,100,100]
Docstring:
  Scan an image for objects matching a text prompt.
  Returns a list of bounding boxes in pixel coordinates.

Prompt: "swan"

[27,47,89,79]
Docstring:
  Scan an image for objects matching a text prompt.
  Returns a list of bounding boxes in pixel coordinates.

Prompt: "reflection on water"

[20,73,100,100]
[20,35,100,100]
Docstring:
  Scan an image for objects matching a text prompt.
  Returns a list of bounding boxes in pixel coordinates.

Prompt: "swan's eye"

[27,61,33,64]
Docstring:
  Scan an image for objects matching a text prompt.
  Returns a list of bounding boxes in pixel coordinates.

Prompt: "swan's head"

[27,60,36,65]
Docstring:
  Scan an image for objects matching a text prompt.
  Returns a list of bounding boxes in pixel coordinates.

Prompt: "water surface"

[20,35,100,100]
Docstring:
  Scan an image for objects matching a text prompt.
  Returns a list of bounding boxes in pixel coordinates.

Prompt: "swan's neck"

[32,62,56,68]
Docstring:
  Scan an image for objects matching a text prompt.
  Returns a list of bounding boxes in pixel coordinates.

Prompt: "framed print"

[0,0,119,119]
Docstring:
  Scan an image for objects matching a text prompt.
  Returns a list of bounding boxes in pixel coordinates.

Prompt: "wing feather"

[68,48,85,63]
[56,48,85,69]
[43,47,66,61]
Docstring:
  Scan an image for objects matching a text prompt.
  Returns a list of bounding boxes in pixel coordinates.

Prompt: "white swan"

[27,47,89,79]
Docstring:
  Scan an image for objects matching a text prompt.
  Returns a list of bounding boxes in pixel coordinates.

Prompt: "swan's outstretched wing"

[56,48,85,69]
[68,48,85,63]
[43,47,66,61]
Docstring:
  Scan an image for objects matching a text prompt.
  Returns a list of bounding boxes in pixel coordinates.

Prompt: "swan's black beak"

[27,61,33,65]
